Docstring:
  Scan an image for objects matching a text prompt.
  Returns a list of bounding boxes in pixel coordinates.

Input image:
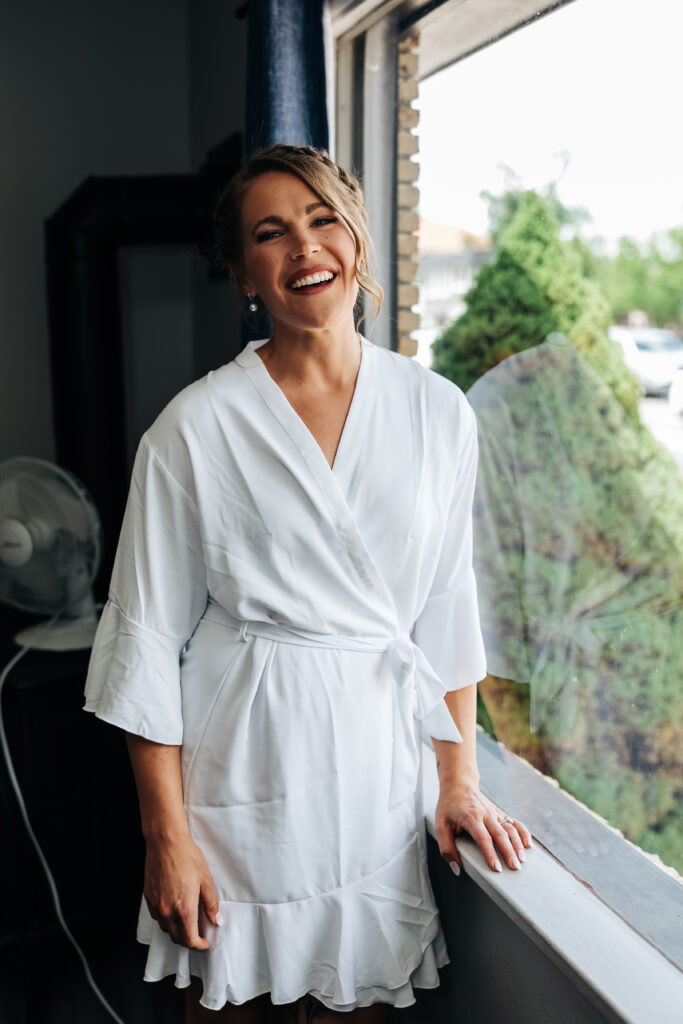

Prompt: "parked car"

[608,325,683,397]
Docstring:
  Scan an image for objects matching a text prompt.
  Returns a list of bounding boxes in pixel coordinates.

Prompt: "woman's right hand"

[143,830,221,949]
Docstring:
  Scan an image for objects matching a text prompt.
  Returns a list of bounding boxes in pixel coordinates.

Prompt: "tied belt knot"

[202,605,462,810]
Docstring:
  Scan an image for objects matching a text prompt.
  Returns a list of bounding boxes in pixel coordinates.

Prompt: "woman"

[84,144,531,1023]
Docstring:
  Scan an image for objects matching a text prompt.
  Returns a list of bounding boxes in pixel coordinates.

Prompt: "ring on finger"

[498,816,515,826]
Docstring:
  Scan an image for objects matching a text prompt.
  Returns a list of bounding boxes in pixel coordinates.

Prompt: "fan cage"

[0,457,102,615]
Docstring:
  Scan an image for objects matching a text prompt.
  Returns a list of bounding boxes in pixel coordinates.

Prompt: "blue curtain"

[245,0,329,156]
[243,0,330,340]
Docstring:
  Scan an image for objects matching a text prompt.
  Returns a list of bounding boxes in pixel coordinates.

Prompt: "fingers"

[201,877,223,928]
[437,801,533,876]
[485,811,538,871]
[465,815,531,873]
[505,816,534,851]
[171,898,210,950]
[146,893,209,950]
[434,816,463,877]
[499,817,533,862]
[491,817,524,870]
[467,819,505,873]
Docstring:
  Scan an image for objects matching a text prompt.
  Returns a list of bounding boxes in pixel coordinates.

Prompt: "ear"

[230,264,253,297]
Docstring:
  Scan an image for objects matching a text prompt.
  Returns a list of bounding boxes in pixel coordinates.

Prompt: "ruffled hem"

[136,832,448,1012]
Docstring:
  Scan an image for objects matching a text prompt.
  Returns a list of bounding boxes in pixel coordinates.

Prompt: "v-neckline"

[236,335,396,609]
[244,336,371,477]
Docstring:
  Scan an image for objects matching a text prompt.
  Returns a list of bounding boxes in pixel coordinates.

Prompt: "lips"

[287,266,338,290]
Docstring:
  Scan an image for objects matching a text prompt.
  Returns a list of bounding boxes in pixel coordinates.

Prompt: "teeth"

[291,271,335,289]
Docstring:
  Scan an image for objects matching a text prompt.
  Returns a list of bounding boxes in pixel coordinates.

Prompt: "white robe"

[84,336,486,1012]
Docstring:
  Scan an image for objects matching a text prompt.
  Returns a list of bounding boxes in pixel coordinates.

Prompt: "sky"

[416,0,683,249]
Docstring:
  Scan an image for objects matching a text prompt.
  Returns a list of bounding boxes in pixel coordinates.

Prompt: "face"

[236,171,359,335]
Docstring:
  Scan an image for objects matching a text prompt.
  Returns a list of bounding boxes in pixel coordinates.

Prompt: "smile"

[289,271,336,290]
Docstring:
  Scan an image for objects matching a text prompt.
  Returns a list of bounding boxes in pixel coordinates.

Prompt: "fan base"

[15,616,98,651]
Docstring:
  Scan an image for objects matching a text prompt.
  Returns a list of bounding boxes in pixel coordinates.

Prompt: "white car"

[608,325,683,397]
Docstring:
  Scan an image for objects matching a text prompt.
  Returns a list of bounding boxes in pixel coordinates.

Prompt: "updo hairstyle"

[213,143,383,329]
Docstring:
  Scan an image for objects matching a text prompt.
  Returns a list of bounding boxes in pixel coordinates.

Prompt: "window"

[331,0,683,973]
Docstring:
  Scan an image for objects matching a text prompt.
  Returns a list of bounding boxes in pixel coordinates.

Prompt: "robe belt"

[202,604,463,809]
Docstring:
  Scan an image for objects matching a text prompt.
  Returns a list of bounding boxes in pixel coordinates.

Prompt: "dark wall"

[0,0,190,463]
[0,0,248,466]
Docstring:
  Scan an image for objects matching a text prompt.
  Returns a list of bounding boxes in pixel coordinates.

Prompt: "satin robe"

[84,337,486,1011]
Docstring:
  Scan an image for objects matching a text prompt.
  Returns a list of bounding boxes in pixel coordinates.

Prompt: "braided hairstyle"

[213,143,383,331]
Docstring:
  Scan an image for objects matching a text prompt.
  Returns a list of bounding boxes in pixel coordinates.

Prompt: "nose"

[289,226,321,260]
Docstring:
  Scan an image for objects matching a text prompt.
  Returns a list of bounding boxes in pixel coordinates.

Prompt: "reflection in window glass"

[414,0,683,878]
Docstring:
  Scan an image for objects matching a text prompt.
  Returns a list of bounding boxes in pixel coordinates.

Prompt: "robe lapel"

[236,339,396,614]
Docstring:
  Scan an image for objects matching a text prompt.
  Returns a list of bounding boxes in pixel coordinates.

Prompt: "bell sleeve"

[412,401,487,691]
[83,435,208,744]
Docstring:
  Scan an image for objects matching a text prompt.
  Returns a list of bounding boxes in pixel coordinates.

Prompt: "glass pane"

[412,0,683,895]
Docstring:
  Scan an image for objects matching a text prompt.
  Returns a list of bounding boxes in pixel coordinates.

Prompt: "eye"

[256,229,282,243]
[313,216,338,227]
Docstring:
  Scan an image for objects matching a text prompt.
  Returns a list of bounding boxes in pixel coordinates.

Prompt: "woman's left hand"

[434,781,533,875]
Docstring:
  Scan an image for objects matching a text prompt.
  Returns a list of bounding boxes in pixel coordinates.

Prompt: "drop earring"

[248,293,258,312]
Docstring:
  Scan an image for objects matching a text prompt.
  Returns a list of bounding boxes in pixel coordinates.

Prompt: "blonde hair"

[213,143,383,332]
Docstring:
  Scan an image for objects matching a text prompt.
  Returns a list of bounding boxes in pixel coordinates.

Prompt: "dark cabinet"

[0,608,181,1023]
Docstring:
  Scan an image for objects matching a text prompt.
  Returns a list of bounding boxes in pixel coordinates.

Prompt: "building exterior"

[414,217,491,366]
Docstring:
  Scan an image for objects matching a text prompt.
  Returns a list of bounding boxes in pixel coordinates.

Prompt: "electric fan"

[0,457,102,650]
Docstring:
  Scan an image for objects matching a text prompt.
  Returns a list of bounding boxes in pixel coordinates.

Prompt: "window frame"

[333,6,400,350]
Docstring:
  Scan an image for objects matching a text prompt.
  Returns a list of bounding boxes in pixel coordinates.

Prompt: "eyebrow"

[250,201,330,235]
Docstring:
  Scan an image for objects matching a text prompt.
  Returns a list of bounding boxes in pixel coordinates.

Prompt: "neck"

[258,320,361,388]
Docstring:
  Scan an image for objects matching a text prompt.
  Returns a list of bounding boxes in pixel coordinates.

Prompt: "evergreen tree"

[431,250,557,393]
[431,190,642,417]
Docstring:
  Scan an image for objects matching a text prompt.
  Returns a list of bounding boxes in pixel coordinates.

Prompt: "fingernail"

[493,860,503,872]
[215,911,223,926]
[527,837,534,849]
[511,856,521,870]
[450,862,461,877]
[518,849,526,863]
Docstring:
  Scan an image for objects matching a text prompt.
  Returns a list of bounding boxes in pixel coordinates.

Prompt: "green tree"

[594,227,683,328]
[432,190,642,417]
[430,249,558,393]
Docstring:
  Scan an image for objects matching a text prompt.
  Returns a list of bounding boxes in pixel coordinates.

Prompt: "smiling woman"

[214,144,383,335]
[83,143,531,1024]
[236,172,360,336]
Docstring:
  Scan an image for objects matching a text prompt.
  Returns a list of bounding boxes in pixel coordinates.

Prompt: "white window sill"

[421,735,683,1024]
